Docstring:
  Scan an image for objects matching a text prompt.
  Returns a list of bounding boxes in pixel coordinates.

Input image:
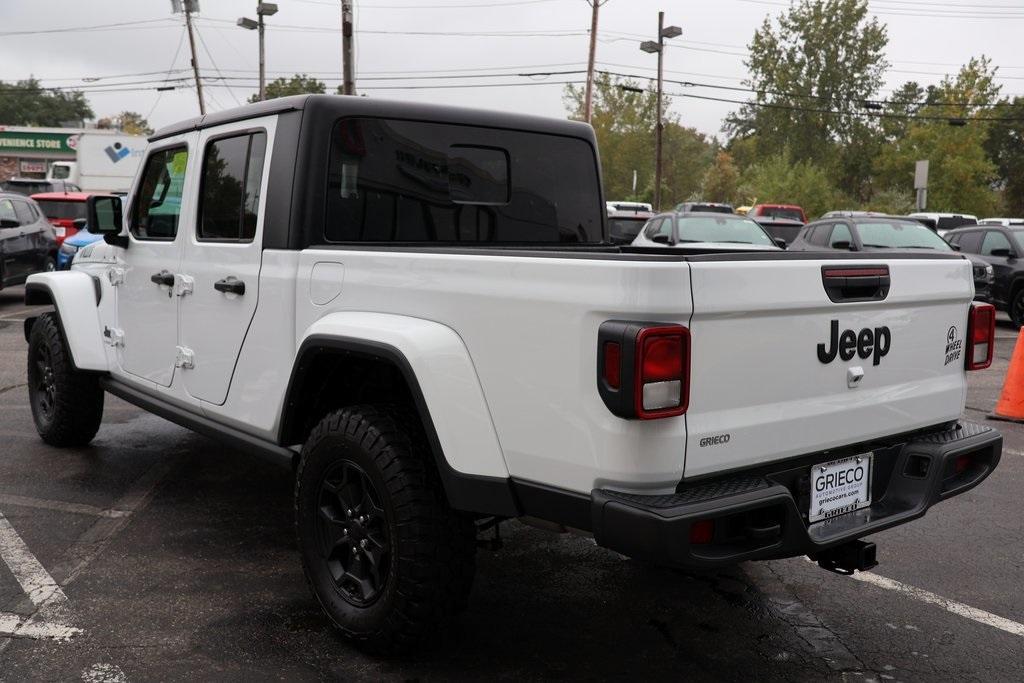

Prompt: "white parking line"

[0,613,80,641]
[0,494,129,519]
[0,513,69,609]
[852,570,1024,638]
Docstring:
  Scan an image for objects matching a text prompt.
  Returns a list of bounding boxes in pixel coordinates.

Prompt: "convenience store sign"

[0,131,77,154]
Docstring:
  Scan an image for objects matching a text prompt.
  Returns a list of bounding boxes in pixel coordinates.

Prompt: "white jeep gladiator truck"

[22,95,1002,653]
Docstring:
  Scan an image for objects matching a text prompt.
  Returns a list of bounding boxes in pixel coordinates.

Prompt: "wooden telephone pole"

[341,0,355,95]
[583,1,607,123]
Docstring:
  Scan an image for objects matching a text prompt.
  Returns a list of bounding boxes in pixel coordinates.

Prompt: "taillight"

[635,326,688,418]
[597,321,689,419]
[966,302,995,371]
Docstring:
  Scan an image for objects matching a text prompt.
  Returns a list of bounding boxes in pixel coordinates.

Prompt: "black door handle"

[150,270,174,286]
[214,276,245,295]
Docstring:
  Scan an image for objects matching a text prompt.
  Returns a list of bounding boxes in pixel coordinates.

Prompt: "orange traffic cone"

[992,328,1024,422]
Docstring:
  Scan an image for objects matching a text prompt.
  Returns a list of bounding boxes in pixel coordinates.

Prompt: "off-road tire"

[26,313,104,447]
[295,405,476,654]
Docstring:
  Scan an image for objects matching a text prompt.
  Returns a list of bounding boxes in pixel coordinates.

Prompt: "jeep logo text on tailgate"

[817,320,891,366]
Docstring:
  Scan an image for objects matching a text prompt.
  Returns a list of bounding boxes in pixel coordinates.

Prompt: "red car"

[749,203,807,224]
[30,191,93,245]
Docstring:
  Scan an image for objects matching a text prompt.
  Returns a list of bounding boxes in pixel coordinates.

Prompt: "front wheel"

[1011,289,1024,329]
[27,313,104,446]
[295,406,476,654]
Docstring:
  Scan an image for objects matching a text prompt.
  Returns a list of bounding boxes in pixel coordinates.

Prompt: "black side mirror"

[86,195,127,248]
[773,237,787,249]
[990,248,1016,259]
[651,233,672,244]
[831,240,852,250]
[72,218,87,229]
[0,218,18,229]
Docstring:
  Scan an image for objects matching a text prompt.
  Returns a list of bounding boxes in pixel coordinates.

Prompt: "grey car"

[788,214,993,302]
[0,192,57,291]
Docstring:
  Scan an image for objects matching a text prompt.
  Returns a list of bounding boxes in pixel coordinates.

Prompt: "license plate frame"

[808,453,873,523]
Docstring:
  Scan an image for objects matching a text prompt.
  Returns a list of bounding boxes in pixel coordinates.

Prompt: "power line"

[0,18,177,37]
[193,23,242,107]
[145,24,188,121]
[292,0,563,7]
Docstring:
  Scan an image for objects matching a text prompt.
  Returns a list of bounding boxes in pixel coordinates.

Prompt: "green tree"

[984,96,1024,216]
[0,78,93,126]
[97,111,153,136]
[701,151,740,204]
[738,150,840,219]
[874,58,1002,216]
[564,74,714,208]
[251,74,326,103]
[725,0,888,193]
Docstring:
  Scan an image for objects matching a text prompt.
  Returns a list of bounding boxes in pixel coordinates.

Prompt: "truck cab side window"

[198,132,267,242]
[956,231,982,253]
[132,146,189,241]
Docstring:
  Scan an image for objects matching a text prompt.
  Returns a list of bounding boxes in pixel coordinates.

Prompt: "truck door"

[178,121,271,405]
[117,141,193,387]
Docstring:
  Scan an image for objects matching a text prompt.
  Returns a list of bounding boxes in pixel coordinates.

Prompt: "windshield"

[676,215,774,246]
[608,217,647,242]
[687,204,733,214]
[760,207,803,221]
[50,165,71,180]
[0,181,48,196]
[936,216,976,230]
[36,200,87,221]
[858,221,953,250]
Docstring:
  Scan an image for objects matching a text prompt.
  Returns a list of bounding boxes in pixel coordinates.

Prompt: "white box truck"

[46,132,147,193]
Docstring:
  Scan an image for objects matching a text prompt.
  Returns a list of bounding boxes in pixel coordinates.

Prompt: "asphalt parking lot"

[1,284,1023,681]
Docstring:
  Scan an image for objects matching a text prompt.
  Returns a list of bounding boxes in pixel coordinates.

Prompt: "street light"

[238,2,278,102]
[639,12,682,211]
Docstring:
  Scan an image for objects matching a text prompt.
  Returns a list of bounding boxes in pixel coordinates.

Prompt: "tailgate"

[684,256,972,478]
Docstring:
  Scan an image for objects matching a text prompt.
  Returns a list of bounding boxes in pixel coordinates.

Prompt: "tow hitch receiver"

[811,540,878,575]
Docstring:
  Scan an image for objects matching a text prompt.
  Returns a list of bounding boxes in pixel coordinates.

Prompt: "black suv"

[946,225,1024,325]
[789,215,993,303]
[0,192,57,290]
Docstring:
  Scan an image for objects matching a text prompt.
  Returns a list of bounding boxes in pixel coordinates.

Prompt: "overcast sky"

[1,0,1021,138]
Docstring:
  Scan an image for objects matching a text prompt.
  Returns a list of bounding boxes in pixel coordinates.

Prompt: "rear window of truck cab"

[324,118,603,244]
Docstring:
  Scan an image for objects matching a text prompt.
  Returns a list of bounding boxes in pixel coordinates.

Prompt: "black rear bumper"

[590,421,1001,568]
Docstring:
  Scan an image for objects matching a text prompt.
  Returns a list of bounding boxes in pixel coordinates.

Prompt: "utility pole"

[639,13,681,211]
[583,0,605,123]
[654,11,664,212]
[183,3,205,114]
[341,0,355,95]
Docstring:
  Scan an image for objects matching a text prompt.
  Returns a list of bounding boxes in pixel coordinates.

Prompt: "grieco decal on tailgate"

[817,320,891,366]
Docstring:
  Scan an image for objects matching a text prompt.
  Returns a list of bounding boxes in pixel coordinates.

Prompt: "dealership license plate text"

[809,454,872,523]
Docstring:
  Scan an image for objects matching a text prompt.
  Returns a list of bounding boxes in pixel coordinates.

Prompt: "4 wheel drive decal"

[817,320,891,366]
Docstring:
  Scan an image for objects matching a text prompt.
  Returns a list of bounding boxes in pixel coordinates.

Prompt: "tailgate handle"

[822,266,890,303]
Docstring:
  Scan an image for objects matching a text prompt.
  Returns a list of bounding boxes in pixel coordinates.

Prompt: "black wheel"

[295,405,476,654]
[1011,289,1024,329]
[27,313,104,447]
[44,256,56,272]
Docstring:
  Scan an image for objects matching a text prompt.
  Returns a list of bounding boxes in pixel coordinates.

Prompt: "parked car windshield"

[936,216,976,231]
[760,207,803,221]
[608,217,647,242]
[36,200,87,221]
[685,203,733,214]
[676,214,774,246]
[858,221,953,250]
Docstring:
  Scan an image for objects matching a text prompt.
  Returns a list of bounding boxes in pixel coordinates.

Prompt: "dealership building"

[0,125,87,182]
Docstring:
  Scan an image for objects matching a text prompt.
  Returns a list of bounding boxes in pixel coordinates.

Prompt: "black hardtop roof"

[150,94,595,142]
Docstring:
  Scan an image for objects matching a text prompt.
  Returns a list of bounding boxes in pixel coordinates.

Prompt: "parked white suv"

[23,95,1002,653]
